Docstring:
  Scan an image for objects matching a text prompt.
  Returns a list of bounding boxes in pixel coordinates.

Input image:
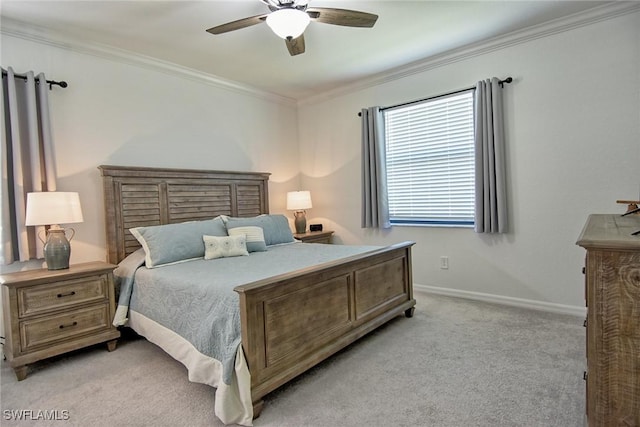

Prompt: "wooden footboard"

[234,241,415,416]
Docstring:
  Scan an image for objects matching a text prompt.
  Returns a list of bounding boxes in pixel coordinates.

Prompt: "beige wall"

[297,10,640,310]
[0,31,301,273]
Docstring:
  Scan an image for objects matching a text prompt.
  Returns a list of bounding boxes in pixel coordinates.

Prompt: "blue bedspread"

[113,242,379,385]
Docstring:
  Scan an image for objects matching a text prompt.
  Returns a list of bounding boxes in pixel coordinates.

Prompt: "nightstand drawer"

[18,275,108,317]
[20,304,111,352]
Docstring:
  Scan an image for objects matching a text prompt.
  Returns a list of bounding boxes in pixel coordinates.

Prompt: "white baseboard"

[413,284,586,317]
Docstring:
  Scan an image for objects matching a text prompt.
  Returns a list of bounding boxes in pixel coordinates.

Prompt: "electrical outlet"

[440,256,449,270]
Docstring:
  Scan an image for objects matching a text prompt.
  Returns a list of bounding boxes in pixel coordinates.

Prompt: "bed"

[99,165,416,425]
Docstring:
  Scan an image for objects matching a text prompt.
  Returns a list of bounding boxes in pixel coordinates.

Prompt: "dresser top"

[577,214,640,250]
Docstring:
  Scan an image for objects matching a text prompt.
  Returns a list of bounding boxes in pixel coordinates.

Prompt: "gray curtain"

[474,77,507,233]
[1,67,58,264]
[361,106,390,229]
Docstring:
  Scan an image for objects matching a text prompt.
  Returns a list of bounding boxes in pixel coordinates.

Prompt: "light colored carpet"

[1,292,586,426]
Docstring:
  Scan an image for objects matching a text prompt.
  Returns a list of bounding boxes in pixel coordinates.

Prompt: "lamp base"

[43,229,71,270]
[294,211,307,234]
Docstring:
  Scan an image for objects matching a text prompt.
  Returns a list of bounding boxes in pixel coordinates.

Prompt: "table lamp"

[25,192,84,270]
[287,191,312,234]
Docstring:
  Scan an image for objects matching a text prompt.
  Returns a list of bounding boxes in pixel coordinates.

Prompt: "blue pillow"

[130,217,227,268]
[225,214,294,246]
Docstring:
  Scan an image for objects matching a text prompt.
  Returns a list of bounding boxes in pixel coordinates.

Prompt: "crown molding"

[2,2,637,109]
[0,17,297,108]
[298,2,640,107]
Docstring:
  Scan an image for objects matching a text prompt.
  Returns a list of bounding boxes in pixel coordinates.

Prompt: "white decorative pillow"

[228,226,267,252]
[203,234,249,260]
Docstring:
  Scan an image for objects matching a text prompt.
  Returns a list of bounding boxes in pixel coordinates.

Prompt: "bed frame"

[99,165,415,418]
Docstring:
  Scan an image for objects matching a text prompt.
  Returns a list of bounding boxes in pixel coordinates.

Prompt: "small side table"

[293,230,334,244]
[1,261,120,380]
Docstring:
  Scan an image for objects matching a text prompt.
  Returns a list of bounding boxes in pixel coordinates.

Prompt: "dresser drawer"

[17,275,108,317]
[19,304,111,352]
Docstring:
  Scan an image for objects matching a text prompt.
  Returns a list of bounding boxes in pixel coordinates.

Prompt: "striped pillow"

[224,214,294,246]
[228,226,267,252]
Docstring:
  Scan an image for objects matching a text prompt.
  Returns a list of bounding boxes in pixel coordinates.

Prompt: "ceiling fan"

[206,0,378,56]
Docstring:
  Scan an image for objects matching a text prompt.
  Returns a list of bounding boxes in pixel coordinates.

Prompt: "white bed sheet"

[129,310,254,426]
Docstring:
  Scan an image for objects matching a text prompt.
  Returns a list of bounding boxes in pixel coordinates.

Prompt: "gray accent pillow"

[227,226,267,252]
[225,214,294,246]
[130,217,227,268]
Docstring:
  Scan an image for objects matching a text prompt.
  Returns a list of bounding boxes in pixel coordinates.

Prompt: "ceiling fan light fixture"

[266,8,310,39]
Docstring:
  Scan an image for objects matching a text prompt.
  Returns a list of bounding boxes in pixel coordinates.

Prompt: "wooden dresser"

[577,214,640,426]
[1,261,120,380]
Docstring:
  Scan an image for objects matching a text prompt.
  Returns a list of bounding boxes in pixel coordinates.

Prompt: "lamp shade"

[266,8,311,39]
[25,192,84,226]
[287,191,312,211]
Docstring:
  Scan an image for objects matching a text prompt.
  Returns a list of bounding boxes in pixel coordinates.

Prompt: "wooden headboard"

[99,165,271,264]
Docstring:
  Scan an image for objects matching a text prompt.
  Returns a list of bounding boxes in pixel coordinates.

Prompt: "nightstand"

[1,261,120,380]
[293,230,334,244]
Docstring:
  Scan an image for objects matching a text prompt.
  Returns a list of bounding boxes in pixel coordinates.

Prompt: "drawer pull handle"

[583,371,588,381]
[584,319,587,327]
[57,291,76,298]
[59,321,78,329]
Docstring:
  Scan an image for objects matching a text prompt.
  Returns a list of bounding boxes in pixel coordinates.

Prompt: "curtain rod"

[1,69,68,90]
[358,77,512,117]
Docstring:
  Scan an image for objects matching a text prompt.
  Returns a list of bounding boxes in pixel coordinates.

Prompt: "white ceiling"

[0,0,614,101]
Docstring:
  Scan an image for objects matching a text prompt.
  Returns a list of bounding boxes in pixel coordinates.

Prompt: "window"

[383,89,475,226]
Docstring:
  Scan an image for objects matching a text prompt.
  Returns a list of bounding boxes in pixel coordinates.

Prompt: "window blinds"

[383,90,475,225]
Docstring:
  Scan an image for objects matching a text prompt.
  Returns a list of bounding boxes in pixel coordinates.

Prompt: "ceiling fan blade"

[206,14,268,35]
[306,8,378,28]
[285,34,306,56]
[260,0,279,7]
